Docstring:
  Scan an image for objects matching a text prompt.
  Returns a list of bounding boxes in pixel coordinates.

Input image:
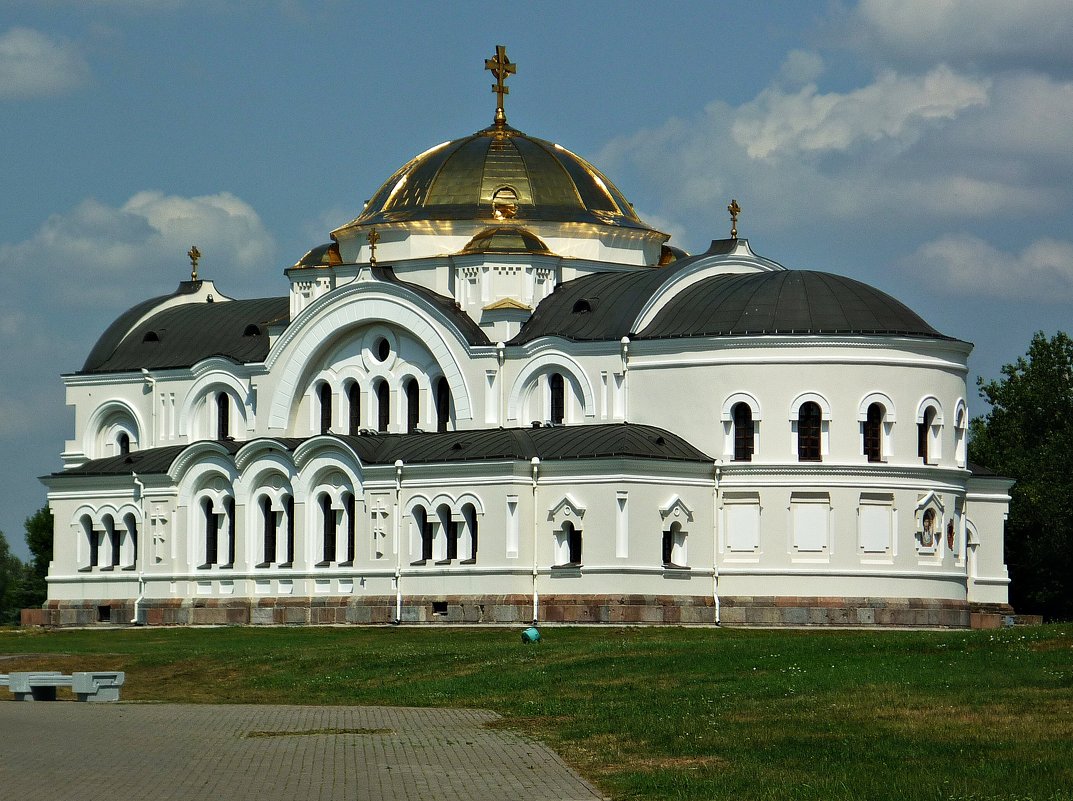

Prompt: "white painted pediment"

[548,494,586,526]
[659,495,694,523]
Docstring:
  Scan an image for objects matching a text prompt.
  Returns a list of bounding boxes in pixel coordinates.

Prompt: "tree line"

[0,508,52,625]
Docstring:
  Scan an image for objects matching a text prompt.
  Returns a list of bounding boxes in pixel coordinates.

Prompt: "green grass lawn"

[2,624,1070,801]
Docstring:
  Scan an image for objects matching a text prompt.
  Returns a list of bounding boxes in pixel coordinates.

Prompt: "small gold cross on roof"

[484,45,516,125]
[727,199,741,239]
[188,245,201,281]
[367,228,380,267]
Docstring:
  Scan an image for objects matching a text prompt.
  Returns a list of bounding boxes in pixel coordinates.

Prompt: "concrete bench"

[4,671,125,702]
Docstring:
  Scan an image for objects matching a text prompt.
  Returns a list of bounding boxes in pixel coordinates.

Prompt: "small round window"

[376,337,391,362]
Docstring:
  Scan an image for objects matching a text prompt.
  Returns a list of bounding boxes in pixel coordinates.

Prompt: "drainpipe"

[530,456,540,624]
[712,462,721,625]
[394,460,404,624]
[141,368,156,447]
[619,337,630,420]
[131,472,146,625]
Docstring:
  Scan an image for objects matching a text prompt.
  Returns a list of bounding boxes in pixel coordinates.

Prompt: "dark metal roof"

[81,296,290,374]
[56,424,711,477]
[512,249,951,344]
[638,270,951,340]
[345,124,661,234]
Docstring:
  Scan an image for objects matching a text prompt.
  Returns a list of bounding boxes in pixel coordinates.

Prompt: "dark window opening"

[376,337,390,362]
[405,379,419,433]
[261,496,275,565]
[318,383,332,434]
[377,381,390,432]
[110,526,120,568]
[572,299,592,314]
[568,526,582,565]
[732,403,754,462]
[865,403,884,463]
[284,495,295,566]
[216,393,230,440]
[348,383,361,435]
[89,527,99,568]
[203,499,218,567]
[225,497,235,568]
[435,377,450,433]
[421,517,434,561]
[550,373,565,425]
[142,331,159,343]
[446,521,459,561]
[344,493,356,564]
[97,605,111,623]
[432,600,448,615]
[243,324,261,337]
[798,401,822,462]
[918,406,936,463]
[321,494,336,564]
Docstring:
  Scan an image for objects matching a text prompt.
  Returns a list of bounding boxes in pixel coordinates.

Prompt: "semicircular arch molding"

[179,371,251,438]
[789,392,832,420]
[721,392,762,422]
[858,392,897,422]
[84,399,145,459]
[266,289,476,429]
[507,352,595,421]
[916,395,945,425]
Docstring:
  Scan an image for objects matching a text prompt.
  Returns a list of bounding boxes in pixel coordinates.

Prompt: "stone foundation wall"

[22,594,1010,629]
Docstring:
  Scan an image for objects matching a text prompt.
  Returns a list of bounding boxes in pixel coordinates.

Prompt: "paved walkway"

[0,703,606,801]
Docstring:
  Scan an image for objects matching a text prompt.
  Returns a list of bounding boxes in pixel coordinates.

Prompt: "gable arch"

[720,392,762,422]
[789,392,832,420]
[179,371,251,438]
[84,399,145,459]
[916,395,945,425]
[858,392,897,422]
[507,352,595,422]
[266,289,476,430]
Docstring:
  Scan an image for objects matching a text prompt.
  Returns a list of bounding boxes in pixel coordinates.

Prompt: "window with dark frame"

[733,402,754,461]
[348,383,360,435]
[216,392,230,440]
[203,498,217,566]
[118,432,130,456]
[377,381,390,432]
[88,521,98,568]
[918,406,936,463]
[550,373,565,424]
[321,494,336,564]
[435,377,450,432]
[864,402,884,462]
[421,516,434,561]
[797,401,822,462]
[284,495,295,566]
[225,497,236,567]
[318,383,332,434]
[262,496,275,565]
[568,525,582,565]
[110,523,120,568]
[662,529,673,566]
[345,492,356,564]
[405,379,419,433]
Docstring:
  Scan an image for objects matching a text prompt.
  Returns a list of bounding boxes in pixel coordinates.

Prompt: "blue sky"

[2,1,1071,560]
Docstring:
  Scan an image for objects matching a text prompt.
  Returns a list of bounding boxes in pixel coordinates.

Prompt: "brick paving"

[0,703,606,801]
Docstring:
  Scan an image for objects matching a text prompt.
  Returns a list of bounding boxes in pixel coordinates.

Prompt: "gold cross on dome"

[484,45,516,124]
[367,228,380,267]
[188,245,201,281]
[727,199,741,239]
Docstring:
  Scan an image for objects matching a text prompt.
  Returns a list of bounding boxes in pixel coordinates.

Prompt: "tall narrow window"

[86,519,99,568]
[284,495,295,567]
[864,403,884,463]
[261,496,276,565]
[462,503,478,563]
[405,379,419,433]
[117,432,130,456]
[435,377,450,433]
[321,494,336,564]
[918,406,936,463]
[550,373,565,425]
[216,393,230,440]
[377,381,390,432]
[348,383,361,435]
[568,523,582,565]
[109,521,121,568]
[661,529,674,566]
[798,401,822,462]
[733,402,754,462]
[318,383,332,434]
[344,493,356,564]
[446,521,459,561]
[203,498,217,567]
[421,514,433,561]
[225,497,236,568]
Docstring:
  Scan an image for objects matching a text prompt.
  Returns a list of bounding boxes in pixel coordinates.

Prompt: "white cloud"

[776,50,825,88]
[0,27,90,99]
[901,234,1073,302]
[0,190,276,305]
[732,66,989,160]
[850,0,1073,71]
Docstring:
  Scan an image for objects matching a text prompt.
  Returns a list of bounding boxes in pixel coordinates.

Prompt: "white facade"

[41,81,1012,627]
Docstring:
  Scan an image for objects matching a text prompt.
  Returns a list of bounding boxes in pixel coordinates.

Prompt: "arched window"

[224,497,235,568]
[461,503,479,563]
[919,406,937,463]
[412,506,432,563]
[864,403,884,462]
[343,492,356,565]
[105,516,119,569]
[318,383,332,434]
[348,383,361,435]
[216,393,230,440]
[260,496,276,566]
[549,373,565,425]
[438,504,457,561]
[732,402,754,462]
[376,381,390,432]
[122,513,138,570]
[282,495,295,567]
[798,401,822,462]
[83,516,98,569]
[435,377,451,433]
[320,494,337,565]
[662,521,687,568]
[117,432,131,456]
[405,379,420,433]
[566,521,582,565]
[202,498,217,568]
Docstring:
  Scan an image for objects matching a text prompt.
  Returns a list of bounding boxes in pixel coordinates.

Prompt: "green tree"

[969,330,1073,620]
[0,530,25,625]
[17,506,53,611]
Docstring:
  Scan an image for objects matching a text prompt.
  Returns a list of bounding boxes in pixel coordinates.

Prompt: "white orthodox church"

[36,49,1013,628]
